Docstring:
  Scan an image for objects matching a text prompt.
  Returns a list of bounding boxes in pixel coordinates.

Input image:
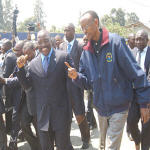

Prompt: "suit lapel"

[144,47,150,74]
[34,55,45,77]
[70,40,77,56]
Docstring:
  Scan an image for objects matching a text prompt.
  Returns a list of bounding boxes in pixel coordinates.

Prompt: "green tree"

[0,0,4,31]
[3,0,13,32]
[34,0,46,29]
[102,18,133,37]
[126,12,139,25]
[101,8,139,27]
[109,8,126,26]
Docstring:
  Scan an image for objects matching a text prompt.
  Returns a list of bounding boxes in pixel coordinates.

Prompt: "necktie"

[137,51,142,66]
[67,43,72,53]
[43,56,49,73]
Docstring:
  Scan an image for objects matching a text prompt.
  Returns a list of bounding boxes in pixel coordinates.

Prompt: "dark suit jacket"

[60,40,82,71]
[144,46,150,76]
[17,50,72,131]
[6,75,23,112]
[2,50,17,108]
[59,40,85,115]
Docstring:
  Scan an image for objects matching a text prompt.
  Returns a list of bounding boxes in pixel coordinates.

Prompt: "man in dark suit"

[0,89,7,150]
[127,30,150,150]
[0,41,41,150]
[1,40,16,135]
[16,30,74,150]
[60,23,90,149]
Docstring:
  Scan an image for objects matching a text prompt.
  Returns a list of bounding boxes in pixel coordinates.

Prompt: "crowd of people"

[0,10,149,150]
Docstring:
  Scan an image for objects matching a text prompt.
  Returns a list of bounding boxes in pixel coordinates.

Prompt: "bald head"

[37,30,50,39]
[1,39,12,53]
[23,41,34,52]
[135,30,149,51]
[37,30,51,56]
[23,41,35,61]
[136,30,148,39]
[13,41,25,57]
[79,10,100,41]
[64,23,75,42]
[55,35,62,49]
[80,10,100,26]
[15,41,25,49]
[128,33,135,49]
[64,23,75,31]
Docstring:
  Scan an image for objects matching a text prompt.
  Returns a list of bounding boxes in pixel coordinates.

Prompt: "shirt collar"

[41,48,53,63]
[6,49,12,54]
[83,28,109,53]
[138,46,148,53]
[67,38,75,47]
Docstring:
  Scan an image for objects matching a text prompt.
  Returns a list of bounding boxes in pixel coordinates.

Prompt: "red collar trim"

[83,28,109,53]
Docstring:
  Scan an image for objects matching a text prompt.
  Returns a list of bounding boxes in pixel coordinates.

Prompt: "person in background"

[127,30,150,150]
[60,23,90,149]
[127,33,137,57]
[1,40,16,136]
[55,35,63,50]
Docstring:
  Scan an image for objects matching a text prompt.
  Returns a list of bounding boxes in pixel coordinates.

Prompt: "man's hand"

[64,62,78,80]
[0,76,6,84]
[17,55,28,68]
[140,107,150,124]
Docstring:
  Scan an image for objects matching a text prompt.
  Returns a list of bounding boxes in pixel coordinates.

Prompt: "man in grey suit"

[16,30,74,150]
[60,23,90,149]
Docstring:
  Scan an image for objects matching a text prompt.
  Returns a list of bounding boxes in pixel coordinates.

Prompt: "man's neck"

[93,29,101,42]
[139,46,147,52]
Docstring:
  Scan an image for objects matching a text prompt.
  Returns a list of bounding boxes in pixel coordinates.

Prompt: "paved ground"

[16,109,136,150]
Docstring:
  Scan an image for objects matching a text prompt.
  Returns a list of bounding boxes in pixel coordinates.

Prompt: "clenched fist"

[17,55,28,68]
[64,62,78,80]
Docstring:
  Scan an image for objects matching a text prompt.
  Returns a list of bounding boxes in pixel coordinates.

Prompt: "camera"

[27,23,35,31]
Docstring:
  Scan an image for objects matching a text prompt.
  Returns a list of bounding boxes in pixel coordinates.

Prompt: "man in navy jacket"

[66,10,150,150]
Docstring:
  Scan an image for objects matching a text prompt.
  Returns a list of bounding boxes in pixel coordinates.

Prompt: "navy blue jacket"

[74,28,150,117]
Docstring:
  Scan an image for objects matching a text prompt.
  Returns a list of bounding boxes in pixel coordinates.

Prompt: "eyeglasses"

[81,20,94,32]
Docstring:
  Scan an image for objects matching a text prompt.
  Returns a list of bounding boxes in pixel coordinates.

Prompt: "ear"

[94,18,99,27]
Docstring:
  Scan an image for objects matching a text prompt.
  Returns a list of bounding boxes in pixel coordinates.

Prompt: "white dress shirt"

[136,46,148,72]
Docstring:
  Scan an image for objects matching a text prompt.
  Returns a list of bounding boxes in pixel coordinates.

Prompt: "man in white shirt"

[127,30,150,150]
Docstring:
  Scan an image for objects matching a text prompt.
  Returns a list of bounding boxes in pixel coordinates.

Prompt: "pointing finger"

[64,62,72,69]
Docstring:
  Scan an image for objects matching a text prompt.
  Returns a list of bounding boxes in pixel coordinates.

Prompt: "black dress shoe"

[81,141,90,149]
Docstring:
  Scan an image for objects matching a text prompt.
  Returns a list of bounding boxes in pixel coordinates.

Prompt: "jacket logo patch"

[106,52,112,62]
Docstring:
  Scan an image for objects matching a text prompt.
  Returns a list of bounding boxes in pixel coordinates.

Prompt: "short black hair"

[3,39,12,48]
[81,10,100,25]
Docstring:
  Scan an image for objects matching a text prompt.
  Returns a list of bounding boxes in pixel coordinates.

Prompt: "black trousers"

[38,123,74,150]
[127,99,150,150]
[10,106,21,142]
[0,115,7,150]
[86,90,97,128]
[20,101,41,150]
